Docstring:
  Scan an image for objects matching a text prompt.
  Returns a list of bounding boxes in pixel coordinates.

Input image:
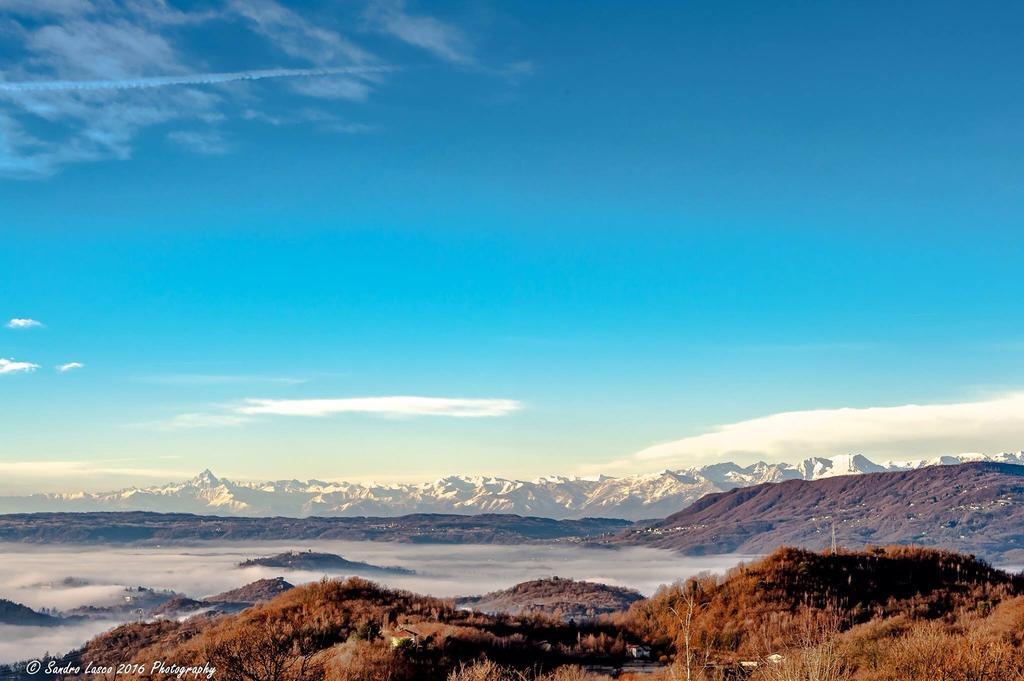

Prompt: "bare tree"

[205,617,323,681]
[669,580,707,681]
[752,609,849,681]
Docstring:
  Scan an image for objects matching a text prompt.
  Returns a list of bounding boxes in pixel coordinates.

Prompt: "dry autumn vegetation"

[623,546,1024,680]
[34,546,1024,681]
[57,577,630,681]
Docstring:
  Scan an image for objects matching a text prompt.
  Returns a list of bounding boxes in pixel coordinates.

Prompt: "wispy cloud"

[241,107,375,133]
[166,129,230,155]
[287,75,375,101]
[0,10,221,177]
[364,0,474,64]
[227,0,389,104]
[0,65,394,93]
[614,391,1024,470]
[0,0,426,177]
[229,0,373,66]
[6,317,43,329]
[0,0,518,176]
[0,459,190,478]
[0,358,39,374]
[159,412,253,429]
[136,373,306,386]
[144,395,523,428]
[56,361,83,373]
[237,396,523,418]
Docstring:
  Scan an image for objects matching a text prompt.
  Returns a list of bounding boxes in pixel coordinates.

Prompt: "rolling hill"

[238,550,414,575]
[47,547,1024,680]
[457,577,644,619]
[0,511,630,544]
[0,599,60,627]
[205,577,294,604]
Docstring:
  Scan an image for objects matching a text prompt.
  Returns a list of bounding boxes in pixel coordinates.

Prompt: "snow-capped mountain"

[3,452,1023,521]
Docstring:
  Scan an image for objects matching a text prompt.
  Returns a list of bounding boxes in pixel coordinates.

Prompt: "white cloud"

[157,412,253,429]
[625,392,1024,469]
[0,2,392,177]
[56,361,84,372]
[228,0,372,66]
[0,358,39,374]
[25,19,180,79]
[0,13,219,177]
[236,396,522,418]
[136,373,305,385]
[0,0,92,18]
[131,394,520,430]
[132,393,523,429]
[364,0,474,64]
[0,459,192,479]
[0,0,508,176]
[166,129,229,154]
[6,317,43,328]
[288,75,375,101]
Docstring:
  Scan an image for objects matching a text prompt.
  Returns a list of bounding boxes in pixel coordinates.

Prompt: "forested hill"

[0,511,631,545]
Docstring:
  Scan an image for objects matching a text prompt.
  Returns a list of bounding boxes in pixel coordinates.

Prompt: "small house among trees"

[626,644,652,659]
[390,626,420,648]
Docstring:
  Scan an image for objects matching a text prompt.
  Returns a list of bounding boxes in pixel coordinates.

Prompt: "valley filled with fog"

[0,540,752,664]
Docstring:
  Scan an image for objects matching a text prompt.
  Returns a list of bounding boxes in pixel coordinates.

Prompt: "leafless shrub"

[324,639,413,681]
[446,660,609,681]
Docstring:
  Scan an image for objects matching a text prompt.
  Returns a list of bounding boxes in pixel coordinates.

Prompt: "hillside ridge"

[619,461,1024,562]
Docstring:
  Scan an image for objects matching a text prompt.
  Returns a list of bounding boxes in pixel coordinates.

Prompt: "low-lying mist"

[0,540,752,664]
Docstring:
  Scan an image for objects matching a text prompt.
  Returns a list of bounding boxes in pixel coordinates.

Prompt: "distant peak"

[192,469,221,486]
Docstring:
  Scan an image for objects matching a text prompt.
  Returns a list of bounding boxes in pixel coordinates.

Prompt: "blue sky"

[2,1,1024,492]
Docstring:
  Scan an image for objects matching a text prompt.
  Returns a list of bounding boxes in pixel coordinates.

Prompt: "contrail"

[0,65,393,93]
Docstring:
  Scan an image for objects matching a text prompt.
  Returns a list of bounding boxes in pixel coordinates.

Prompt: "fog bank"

[0,541,753,664]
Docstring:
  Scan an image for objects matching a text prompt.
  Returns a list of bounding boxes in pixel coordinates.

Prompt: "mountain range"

[2,452,1023,521]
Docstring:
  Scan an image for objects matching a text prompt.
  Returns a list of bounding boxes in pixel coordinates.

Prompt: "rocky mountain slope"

[618,462,1024,563]
[3,453,1020,521]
